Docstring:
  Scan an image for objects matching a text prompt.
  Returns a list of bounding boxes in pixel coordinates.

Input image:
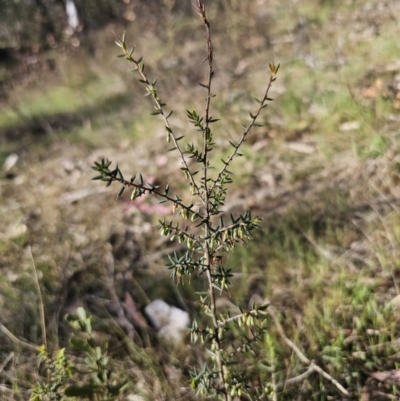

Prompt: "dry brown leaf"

[370,370,400,382]
[124,291,148,329]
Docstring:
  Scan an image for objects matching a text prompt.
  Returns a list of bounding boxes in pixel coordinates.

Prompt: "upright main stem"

[196,1,231,399]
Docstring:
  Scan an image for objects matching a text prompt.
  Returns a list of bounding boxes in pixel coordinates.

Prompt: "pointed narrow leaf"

[117,185,125,198]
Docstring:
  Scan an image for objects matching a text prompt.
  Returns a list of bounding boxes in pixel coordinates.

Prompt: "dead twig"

[0,352,14,374]
[267,305,349,396]
[283,364,317,386]
[29,245,47,349]
[0,323,38,351]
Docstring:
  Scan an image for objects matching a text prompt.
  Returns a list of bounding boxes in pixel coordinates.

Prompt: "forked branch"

[267,305,349,396]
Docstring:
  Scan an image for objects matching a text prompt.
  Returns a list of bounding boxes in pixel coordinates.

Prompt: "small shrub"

[30,1,353,400]
[91,1,279,399]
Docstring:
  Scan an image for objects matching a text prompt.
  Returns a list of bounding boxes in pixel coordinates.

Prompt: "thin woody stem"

[195,0,213,202]
[195,1,230,400]
[104,174,199,215]
[119,41,204,204]
[217,308,265,327]
[209,73,276,195]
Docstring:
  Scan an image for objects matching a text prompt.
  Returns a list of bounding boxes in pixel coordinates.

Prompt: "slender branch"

[160,222,199,244]
[195,0,213,203]
[217,308,264,327]
[214,239,245,254]
[119,40,204,203]
[99,174,199,216]
[209,72,277,195]
[212,220,252,236]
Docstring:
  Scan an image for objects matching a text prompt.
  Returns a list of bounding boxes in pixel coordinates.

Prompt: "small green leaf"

[76,307,86,320]
[70,337,90,352]
[84,318,92,335]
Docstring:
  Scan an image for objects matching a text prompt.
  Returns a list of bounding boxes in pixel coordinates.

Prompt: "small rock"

[144,299,190,343]
[286,141,316,154]
[127,395,145,401]
[4,222,27,240]
[339,121,360,131]
[3,153,19,172]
